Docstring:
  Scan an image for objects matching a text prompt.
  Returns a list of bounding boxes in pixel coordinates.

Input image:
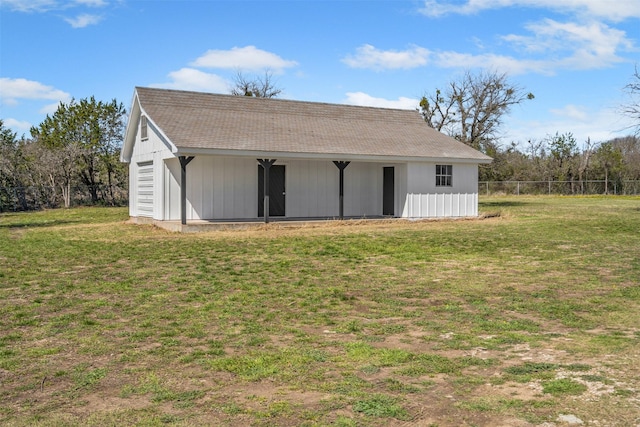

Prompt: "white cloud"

[64,13,102,28]
[3,0,110,28]
[190,46,298,73]
[40,102,65,115]
[419,0,477,18]
[4,118,32,133]
[0,77,71,105]
[419,0,640,22]
[550,104,589,121]
[155,47,298,94]
[2,0,108,12]
[342,44,431,70]
[347,16,634,76]
[434,51,544,74]
[342,92,419,110]
[504,19,633,69]
[1,0,57,12]
[75,0,107,6]
[150,68,230,93]
[411,2,638,76]
[0,78,71,135]
[507,104,635,144]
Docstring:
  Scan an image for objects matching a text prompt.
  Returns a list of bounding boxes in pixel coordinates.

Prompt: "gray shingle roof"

[133,87,492,162]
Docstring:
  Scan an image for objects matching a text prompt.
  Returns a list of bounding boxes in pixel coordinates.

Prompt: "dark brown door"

[383,167,394,216]
[258,165,286,217]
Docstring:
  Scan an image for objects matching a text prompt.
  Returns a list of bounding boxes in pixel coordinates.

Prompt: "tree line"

[0,98,128,212]
[420,69,640,193]
[480,133,640,194]
[1,69,639,212]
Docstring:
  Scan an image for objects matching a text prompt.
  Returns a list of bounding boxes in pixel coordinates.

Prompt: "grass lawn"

[0,196,639,426]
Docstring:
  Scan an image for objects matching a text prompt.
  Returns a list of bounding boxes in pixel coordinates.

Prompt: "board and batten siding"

[401,162,479,218]
[345,162,387,217]
[285,160,338,217]
[286,161,386,218]
[163,156,256,221]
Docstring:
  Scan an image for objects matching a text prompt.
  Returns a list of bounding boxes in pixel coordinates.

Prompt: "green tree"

[0,120,21,210]
[547,132,577,182]
[479,141,531,182]
[594,142,624,194]
[614,136,640,183]
[30,97,127,204]
[420,70,534,151]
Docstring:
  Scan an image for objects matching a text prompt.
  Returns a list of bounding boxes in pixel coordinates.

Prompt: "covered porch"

[153,155,403,225]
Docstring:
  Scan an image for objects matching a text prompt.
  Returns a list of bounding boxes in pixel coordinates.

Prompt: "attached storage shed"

[120,87,492,227]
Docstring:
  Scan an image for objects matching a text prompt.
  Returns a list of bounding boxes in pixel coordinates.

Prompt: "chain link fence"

[478,180,640,196]
[3,181,638,213]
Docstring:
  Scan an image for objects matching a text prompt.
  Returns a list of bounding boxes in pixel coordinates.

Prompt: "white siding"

[344,162,381,216]
[129,117,174,220]
[401,162,479,218]
[402,193,478,217]
[286,160,339,217]
[163,158,180,221]
[136,161,154,217]
[394,164,408,218]
[164,156,257,221]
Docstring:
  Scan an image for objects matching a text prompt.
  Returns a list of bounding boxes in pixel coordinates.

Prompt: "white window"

[436,164,452,186]
[140,116,148,140]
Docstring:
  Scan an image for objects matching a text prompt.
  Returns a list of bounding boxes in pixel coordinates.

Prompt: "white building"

[121,87,492,229]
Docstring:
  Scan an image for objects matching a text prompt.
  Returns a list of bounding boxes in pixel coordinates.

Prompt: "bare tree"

[230,70,283,98]
[577,137,596,194]
[526,138,548,181]
[621,65,640,135]
[420,70,534,151]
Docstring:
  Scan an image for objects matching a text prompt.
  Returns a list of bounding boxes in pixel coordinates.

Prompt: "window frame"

[140,116,148,140]
[435,164,453,187]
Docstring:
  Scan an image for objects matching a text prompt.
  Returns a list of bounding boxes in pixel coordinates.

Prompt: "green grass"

[1,196,639,426]
[352,394,409,419]
[542,379,588,396]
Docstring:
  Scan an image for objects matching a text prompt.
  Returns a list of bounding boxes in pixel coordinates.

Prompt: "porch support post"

[179,156,194,225]
[258,159,277,223]
[333,161,350,220]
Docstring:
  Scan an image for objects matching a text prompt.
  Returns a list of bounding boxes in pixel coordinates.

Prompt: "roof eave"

[120,89,141,163]
[173,147,493,164]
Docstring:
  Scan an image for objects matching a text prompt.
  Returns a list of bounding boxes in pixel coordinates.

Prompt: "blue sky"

[1,0,639,148]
